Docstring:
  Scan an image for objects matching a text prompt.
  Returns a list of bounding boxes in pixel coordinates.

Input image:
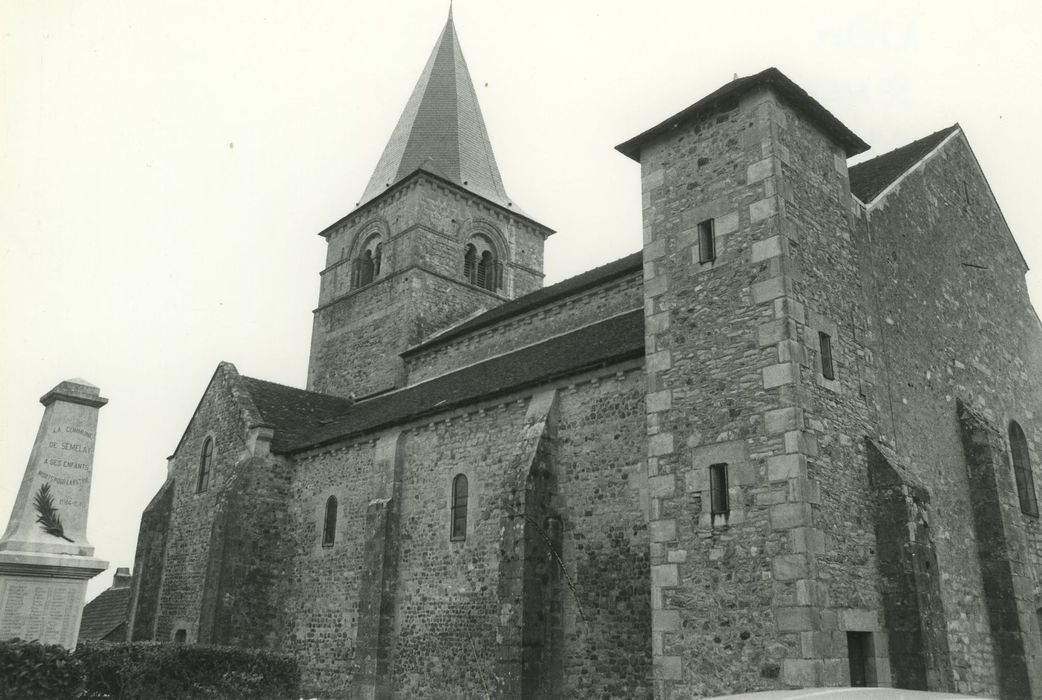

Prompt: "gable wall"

[856,132,1042,696]
[149,370,255,643]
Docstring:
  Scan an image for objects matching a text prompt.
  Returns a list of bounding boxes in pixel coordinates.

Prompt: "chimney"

[112,566,132,589]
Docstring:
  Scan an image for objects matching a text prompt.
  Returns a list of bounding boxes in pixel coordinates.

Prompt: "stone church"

[126,10,1042,700]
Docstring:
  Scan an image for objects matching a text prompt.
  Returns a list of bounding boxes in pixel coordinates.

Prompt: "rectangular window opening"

[847,632,875,687]
[698,218,716,264]
[819,331,835,380]
[709,463,729,519]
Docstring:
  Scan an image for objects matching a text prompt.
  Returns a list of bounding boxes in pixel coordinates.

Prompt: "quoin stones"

[0,378,109,648]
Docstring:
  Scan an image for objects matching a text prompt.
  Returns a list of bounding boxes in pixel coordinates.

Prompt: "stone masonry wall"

[856,130,1042,697]
[309,269,500,398]
[282,363,651,699]
[638,87,806,697]
[308,176,549,398]
[637,86,894,697]
[773,101,886,686]
[405,271,643,384]
[127,479,174,641]
[149,365,265,644]
[286,438,379,696]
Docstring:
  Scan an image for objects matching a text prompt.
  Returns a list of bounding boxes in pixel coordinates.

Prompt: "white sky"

[2,0,1040,603]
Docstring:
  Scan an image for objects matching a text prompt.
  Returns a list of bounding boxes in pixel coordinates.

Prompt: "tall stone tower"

[618,70,900,695]
[307,10,553,398]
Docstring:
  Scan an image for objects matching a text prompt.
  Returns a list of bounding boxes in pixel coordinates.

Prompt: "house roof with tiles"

[257,309,644,454]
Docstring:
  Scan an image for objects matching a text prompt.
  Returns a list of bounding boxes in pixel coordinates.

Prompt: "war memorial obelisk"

[0,379,109,648]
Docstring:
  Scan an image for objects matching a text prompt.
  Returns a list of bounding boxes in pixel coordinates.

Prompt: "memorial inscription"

[0,378,109,647]
[0,577,79,642]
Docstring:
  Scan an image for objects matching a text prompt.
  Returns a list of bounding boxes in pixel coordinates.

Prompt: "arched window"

[352,236,384,288]
[450,474,468,541]
[1010,421,1038,517]
[197,438,213,493]
[322,496,338,546]
[462,236,502,292]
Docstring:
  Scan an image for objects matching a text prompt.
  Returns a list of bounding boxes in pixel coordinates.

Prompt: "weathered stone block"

[768,454,806,481]
[763,362,797,389]
[772,554,810,581]
[770,503,812,530]
[764,407,802,435]
[751,235,783,263]
[654,655,682,680]
[751,276,786,304]
[750,196,778,223]
[651,564,679,588]
[649,519,677,543]
[748,157,775,185]
[776,606,819,632]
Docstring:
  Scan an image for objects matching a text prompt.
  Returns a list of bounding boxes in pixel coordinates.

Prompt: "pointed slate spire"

[360,10,516,210]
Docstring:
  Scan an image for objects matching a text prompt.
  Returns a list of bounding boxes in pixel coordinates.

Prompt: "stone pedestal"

[0,379,109,648]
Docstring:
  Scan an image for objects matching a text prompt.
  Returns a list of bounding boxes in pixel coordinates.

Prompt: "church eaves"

[359,10,515,211]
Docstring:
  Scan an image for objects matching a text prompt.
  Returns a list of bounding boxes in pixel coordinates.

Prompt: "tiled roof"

[616,67,869,160]
[403,251,643,356]
[78,586,131,641]
[359,10,516,211]
[239,377,355,453]
[848,125,960,204]
[283,309,645,453]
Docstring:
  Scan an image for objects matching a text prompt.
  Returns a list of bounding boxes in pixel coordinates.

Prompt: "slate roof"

[359,9,515,211]
[239,377,355,453]
[279,309,645,453]
[848,125,960,204]
[616,67,869,160]
[403,251,643,356]
[78,586,131,641]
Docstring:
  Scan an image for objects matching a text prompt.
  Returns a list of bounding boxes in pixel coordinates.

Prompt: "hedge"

[0,639,300,700]
[0,638,83,700]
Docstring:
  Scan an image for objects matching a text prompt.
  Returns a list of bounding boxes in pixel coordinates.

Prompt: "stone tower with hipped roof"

[307,9,553,399]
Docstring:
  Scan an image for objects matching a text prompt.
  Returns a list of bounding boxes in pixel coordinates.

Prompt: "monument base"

[0,550,107,648]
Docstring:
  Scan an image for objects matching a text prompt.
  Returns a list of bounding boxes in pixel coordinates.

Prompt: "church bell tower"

[307,9,553,399]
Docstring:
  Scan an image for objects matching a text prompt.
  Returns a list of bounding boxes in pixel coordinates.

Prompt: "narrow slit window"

[451,474,468,541]
[1010,421,1039,517]
[322,495,338,546]
[197,438,213,493]
[819,331,835,380]
[709,463,729,517]
[698,218,716,264]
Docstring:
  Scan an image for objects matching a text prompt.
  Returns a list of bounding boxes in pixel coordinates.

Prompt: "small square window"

[698,219,716,264]
[819,331,835,381]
